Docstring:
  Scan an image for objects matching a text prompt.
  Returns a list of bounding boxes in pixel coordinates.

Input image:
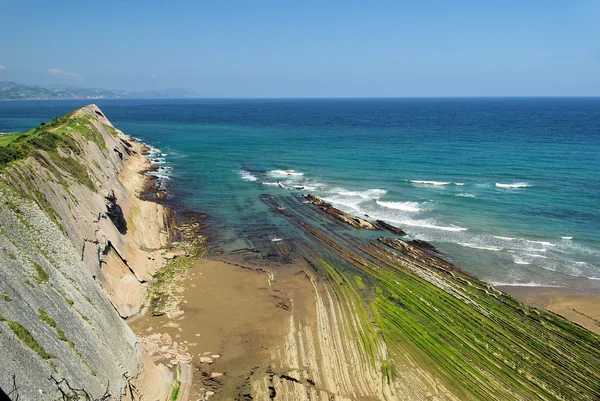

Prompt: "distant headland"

[0,81,200,100]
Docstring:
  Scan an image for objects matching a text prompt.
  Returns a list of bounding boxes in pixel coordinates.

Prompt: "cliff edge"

[0,105,172,400]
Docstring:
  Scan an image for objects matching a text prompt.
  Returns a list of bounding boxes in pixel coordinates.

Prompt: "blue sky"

[0,1,598,97]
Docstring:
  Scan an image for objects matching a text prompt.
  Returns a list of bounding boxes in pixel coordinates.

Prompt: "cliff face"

[0,105,172,400]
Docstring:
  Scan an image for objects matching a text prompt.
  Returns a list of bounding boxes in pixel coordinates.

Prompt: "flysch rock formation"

[0,105,172,400]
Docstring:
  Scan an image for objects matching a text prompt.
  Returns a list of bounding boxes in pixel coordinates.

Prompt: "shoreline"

[5,104,599,399]
[498,285,600,334]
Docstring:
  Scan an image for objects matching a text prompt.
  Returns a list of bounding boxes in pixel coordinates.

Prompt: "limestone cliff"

[0,105,172,400]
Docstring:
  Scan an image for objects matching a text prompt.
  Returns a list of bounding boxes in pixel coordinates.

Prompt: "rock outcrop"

[0,105,172,400]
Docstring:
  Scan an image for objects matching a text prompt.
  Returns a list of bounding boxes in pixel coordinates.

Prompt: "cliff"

[0,105,172,400]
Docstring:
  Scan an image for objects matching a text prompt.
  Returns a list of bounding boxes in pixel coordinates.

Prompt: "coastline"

[3,104,600,400]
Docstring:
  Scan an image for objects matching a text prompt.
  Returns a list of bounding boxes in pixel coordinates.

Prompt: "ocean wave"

[268,169,304,177]
[411,180,451,186]
[490,281,561,288]
[495,182,531,188]
[146,171,171,180]
[526,240,555,247]
[493,236,516,241]
[390,219,468,232]
[322,196,367,212]
[271,237,283,242]
[239,170,258,182]
[513,256,531,265]
[525,254,548,258]
[457,243,502,251]
[334,188,387,199]
[376,200,421,212]
[262,182,280,186]
[456,193,476,198]
[455,182,465,186]
[561,236,573,240]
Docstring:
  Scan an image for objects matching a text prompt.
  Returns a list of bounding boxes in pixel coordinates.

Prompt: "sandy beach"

[499,285,600,334]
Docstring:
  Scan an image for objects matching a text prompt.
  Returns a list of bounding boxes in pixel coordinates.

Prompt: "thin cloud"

[0,65,6,71]
[48,68,83,78]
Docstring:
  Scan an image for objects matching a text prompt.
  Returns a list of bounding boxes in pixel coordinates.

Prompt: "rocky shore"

[2,106,600,401]
[0,105,177,400]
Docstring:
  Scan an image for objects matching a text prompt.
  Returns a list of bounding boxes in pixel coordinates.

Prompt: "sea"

[1,98,599,291]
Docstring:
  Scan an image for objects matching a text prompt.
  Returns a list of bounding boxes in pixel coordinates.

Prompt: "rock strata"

[0,105,173,400]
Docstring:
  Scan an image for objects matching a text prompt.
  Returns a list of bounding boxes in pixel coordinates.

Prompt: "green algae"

[300,217,600,401]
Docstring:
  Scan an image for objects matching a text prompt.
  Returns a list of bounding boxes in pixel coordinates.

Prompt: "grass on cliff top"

[0,110,101,190]
[0,133,22,147]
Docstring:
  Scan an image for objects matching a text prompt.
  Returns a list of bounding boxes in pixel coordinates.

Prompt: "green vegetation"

[3,319,55,360]
[302,220,600,401]
[148,255,196,309]
[0,133,22,147]
[54,287,75,307]
[76,309,90,323]
[32,261,49,283]
[170,380,181,401]
[0,110,97,190]
[353,275,365,290]
[103,124,119,137]
[170,365,182,401]
[38,309,69,343]
[2,293,12,302]
[38,309,93,374]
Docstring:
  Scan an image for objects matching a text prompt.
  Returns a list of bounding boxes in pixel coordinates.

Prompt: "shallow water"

[1,98,599,290]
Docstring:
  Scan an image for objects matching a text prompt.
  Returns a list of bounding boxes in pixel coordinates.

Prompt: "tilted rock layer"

[0,105,172,400]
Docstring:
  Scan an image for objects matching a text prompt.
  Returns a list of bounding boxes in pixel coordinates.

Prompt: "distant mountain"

[0,81,200,100]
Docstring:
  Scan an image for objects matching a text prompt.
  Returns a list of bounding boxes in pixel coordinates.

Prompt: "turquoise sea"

[1,98,599,290]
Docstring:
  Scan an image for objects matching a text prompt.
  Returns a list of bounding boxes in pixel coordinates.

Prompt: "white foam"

[335,188,387,199]
[268,169,304,177]
[376,200,421,212]
[455,182,465,186]
[390,219,468,232]
[457,243,502,251]
[525,254,548,258]
[493,236,516,241]
[589,277,600,281]
[561,236,573,240]
[513,256,531,265]
[262,182,280,186]
[411,180,451,186]
[527,240,555,247]
[456,193,476,198]
[495,182,531,188]
[490,281,562,288]
[271,237,283,242]
[239,170,258,182]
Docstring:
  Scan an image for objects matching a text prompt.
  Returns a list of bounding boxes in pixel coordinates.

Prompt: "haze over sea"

[1,98,599,290]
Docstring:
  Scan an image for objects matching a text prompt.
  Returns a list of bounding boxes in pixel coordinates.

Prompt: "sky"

[0,0,599,97]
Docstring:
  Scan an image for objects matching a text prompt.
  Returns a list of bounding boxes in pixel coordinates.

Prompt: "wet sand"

[498,286,600,334]
[130,258,315,400]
